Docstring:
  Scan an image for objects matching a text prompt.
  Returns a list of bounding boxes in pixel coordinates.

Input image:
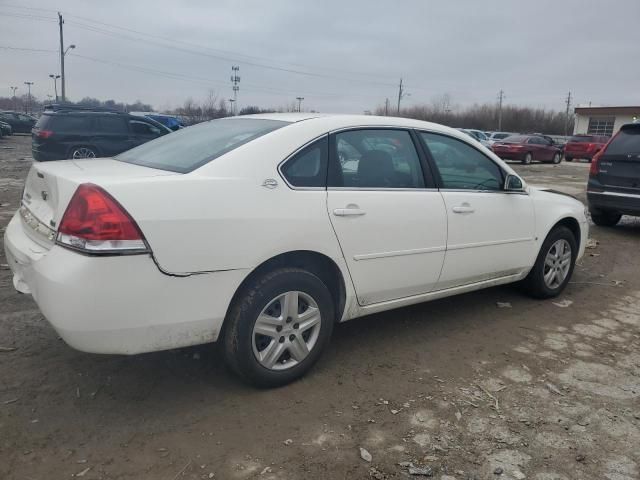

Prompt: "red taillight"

[37,130,54,139]
[57,183,148,253]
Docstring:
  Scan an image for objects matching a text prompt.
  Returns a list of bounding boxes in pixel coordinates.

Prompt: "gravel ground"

[1,134,639,480]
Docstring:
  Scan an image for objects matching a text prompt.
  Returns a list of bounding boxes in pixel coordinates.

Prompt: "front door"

[418,131,535,289]
[326,128,447,306]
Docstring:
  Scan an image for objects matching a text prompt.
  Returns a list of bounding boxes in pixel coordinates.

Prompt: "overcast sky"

[1,0,639,113]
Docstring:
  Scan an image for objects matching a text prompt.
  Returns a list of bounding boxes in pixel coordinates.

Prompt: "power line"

[0,46,57,53]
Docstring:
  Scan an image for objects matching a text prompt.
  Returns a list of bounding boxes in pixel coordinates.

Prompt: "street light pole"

[58,12,75,102]
[10,86,18,111]
[49,74,60,102]
[24,82,34,114]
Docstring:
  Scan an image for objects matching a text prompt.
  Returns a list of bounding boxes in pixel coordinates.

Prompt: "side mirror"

[504,174,525,192]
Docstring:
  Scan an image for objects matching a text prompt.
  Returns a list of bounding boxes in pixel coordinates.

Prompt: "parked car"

[0,111,37,133]
[32,105,172,161]
[458,128,492,147]
[564,134,609,162]
[0,120,13,136]
[587,123,640,226]
[487,132,518,145]
[4,114,588,387]
[131,111,184,131]
[491,135,563,164]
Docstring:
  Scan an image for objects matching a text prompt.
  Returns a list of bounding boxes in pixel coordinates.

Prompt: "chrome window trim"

[327,187,439,192]
[439,188,529,195]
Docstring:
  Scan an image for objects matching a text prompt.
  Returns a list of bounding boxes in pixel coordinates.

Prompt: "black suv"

[32,105,171,161]
[587,122,640,226]
[0,111,37,133]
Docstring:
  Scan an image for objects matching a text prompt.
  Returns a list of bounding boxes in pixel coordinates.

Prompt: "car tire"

[552,153,561,164]
[223,267,335,388]
[521,225,577,299]
[68,146,97,160]
[590,210,621,227]
[565,156,573,162]
[522,152,533,164]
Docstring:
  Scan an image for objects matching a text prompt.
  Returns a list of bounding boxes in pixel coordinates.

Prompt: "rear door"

[418,131,535,289]
[595,124,640,194]
[326,128,447,306]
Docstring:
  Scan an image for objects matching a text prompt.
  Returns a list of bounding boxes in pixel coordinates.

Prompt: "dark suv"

[587,123,640,226]
[32,105,171,161]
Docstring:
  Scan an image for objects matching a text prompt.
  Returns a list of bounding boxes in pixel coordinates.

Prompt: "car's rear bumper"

[588,190,640,216]
[3,212,248,354]
[32,147,63,162]
[565,151,595,160]
[492,151,525,161]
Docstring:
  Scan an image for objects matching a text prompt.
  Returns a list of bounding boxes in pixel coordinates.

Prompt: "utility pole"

[24,82,34,114]
[230,66,240,115]
[58,12,75,103]
[10,86,18,111]
[228,98,235,116]
[564,91,572,137]
[49,74,60,102]
[497,89,505,131]
[397,78,404,114]
[384,98,389,116]
[296,96,304,112]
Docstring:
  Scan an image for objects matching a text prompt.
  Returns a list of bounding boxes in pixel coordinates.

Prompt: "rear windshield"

[501,135,527,143]
[605,127,640,155]
[35,114,91,132]
[569,135,596,143]
[116,118,288,173]
[492,133,510,139]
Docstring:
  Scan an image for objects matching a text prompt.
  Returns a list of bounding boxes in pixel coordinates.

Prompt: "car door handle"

[452,204,475,214]
[333,207,366,217]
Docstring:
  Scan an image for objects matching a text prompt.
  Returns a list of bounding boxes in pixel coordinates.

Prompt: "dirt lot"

[1,134,639,480]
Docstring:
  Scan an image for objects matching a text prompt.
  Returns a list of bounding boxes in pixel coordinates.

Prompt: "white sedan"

[4,114,588,387]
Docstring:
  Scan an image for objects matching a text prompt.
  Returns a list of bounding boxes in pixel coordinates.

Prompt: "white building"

[573,105,640,137]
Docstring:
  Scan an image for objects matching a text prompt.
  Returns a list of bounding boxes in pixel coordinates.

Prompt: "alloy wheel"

[543,239,572,289]
[72,147,96,159]
[252,291,322,371]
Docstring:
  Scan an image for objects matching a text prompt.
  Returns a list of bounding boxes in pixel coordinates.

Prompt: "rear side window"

[328,129,425,188]
[280,136,328,188]
[49,115,94,132]
[605,127,640,155]
[116,118,288,173]
[569,136,596,143]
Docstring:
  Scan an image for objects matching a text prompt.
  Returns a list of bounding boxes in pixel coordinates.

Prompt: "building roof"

[574,105,640,116]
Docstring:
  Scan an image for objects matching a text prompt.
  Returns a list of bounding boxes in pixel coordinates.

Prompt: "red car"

[491,135,562,164]
[564,134,609,162]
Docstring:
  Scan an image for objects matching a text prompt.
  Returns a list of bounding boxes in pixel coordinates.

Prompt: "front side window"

[420,132,503,191]
[329,129,425,188]
[280,136,328,187]
[116,118,288,173]
[129,120,163,136]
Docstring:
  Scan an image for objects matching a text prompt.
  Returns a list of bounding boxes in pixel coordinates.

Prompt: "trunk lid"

[20,159,177,248]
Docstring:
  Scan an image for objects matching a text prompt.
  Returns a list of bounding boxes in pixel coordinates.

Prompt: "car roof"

[234,113,474,136]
